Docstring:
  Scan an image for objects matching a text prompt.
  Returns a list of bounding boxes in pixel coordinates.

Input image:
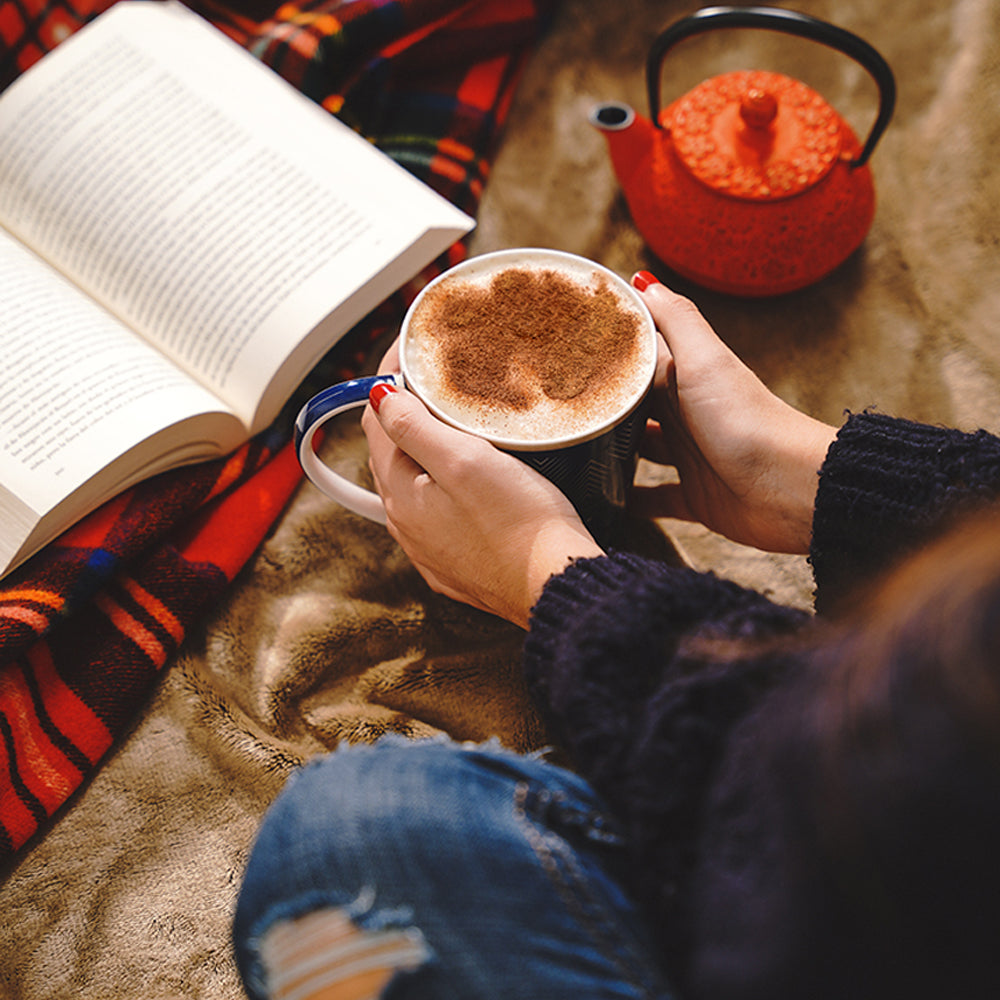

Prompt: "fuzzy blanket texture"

[0,0,549,857]
[3,0,1000,996]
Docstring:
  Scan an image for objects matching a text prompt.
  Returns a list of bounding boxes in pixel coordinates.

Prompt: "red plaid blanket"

[0,0,552,858]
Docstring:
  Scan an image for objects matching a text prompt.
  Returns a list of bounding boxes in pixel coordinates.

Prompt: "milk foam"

[402,252,655,446]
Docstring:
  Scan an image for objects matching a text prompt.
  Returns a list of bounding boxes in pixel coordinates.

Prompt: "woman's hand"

[361,341,604,628]
[632,273,838,554]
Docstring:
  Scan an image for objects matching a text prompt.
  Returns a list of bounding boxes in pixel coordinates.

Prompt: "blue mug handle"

[294,372,404,523]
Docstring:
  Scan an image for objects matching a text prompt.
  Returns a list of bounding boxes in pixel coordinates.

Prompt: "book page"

[0,1,473,433]
[0,228,244,571]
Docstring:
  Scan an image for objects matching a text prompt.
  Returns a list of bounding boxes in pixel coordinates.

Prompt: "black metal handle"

[646,5,896,167]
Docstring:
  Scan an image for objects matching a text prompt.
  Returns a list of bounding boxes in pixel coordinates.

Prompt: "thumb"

[633,275,731,373]
[368,382,485,477]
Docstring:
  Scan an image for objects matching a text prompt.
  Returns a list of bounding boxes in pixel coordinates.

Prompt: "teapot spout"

[589,102,656,190]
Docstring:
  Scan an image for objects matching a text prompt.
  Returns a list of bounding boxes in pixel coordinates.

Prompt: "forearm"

[518,521,605,629]
[744,398,839,555]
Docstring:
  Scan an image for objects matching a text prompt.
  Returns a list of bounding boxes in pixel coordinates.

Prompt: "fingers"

[632,273,729,373]
[629,482,696,523]
[639,418,692,469]
[367,384,490,482]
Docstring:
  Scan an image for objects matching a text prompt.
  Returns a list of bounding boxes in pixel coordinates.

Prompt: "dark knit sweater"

[522,411,1000,982]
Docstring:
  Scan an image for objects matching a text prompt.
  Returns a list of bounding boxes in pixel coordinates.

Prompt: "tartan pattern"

[0,0,553,857]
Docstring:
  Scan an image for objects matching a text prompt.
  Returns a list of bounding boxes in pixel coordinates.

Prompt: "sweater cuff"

[524,551,807,713]
[810,411,1000,612]
[524,551,655,684]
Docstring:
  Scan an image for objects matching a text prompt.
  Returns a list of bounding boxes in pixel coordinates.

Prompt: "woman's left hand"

[361,340,604,629]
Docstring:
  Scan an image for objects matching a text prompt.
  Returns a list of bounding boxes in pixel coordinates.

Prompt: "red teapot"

[591,6,896,296]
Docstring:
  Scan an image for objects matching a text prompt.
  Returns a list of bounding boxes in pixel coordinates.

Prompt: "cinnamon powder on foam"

[416,267,642,414]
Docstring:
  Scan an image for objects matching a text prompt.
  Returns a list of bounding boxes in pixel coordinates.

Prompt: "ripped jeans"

[232,736,673,999]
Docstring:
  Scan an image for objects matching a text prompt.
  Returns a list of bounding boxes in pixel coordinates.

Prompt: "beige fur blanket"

[3,0,1000,995]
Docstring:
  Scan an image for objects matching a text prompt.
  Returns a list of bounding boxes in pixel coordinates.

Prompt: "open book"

[0,1,474,580]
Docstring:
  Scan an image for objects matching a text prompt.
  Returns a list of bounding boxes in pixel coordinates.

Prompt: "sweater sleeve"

[526,555,803,808]
[810,411,1000,612]
[523,553,809,965]
[524,555,806,764]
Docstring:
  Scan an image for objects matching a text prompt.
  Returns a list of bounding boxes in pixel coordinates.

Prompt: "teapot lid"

[665,69,845,200]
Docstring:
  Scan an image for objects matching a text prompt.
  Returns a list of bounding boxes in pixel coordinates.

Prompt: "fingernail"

[632,270,660,292]
[369,382,398,413]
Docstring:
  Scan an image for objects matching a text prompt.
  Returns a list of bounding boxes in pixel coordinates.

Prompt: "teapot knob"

[739,89,777,129]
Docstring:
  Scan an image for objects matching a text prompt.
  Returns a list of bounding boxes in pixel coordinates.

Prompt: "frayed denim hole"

[381,952,447,1000]
[513,783,669,997]
[521,784,626,848]
[242,886,433,999]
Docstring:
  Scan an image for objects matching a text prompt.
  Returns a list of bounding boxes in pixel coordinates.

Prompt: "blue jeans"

[233,736,673,999]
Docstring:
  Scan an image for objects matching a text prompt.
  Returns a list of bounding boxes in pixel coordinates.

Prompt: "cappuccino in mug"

[401,250,655,448]
[296,248,657,544]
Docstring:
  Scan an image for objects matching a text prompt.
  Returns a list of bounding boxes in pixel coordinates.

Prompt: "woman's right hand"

[631,273,838,554]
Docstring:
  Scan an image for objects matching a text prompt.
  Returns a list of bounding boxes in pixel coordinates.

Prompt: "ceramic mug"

[295,248,658,546]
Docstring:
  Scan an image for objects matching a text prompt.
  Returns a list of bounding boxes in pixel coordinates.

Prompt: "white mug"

[295,248,657,545]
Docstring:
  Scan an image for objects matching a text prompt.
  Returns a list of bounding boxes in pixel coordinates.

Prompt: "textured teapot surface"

[592,6,895,297]
[667,70,846,201]
[643,69,874,297]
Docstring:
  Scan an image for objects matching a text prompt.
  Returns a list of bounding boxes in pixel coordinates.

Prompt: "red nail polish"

[632,270,660,292]
[369,382,398,413]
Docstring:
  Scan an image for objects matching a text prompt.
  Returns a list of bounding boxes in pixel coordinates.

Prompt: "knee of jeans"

[241,890,434,1000]
[240,735,606,891]
[233,739,490,967]
[233,737,629,997]
[257,735,535,844]
[256,736,482,843]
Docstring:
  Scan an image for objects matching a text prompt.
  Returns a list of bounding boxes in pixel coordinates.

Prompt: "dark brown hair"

[688,506,1000,1000]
